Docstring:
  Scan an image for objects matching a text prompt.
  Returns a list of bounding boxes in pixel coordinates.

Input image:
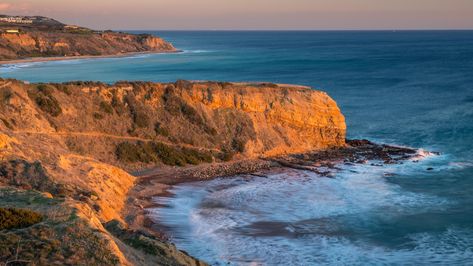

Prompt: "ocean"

[2,31,473,265]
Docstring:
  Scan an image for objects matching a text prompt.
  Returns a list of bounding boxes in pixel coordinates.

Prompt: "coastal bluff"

[0,79,345,265]
[0,16,176,61]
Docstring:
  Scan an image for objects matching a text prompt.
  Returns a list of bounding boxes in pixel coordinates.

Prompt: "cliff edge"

[0,16,176,60]
[0,79,345,265]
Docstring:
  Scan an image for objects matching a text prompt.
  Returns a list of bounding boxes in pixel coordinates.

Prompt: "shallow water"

[2,31,473,265]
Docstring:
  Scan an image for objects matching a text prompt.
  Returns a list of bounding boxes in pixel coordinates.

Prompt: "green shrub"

[0,88,13,103]
[125,94,150,128]
[56,84,72,95]
[28,85,62,117]
[221,149,235,162]
[181,148,213,164]
[174,80,193,90]
[111,94,126,116]
[115,141,213,166]
[205,127,218,136]
[151,142,186,166]
[99,101,113,114]
[0,208,43,230]
[133,110,149,128]
[0,118,13,130]
[93,112,104,120]
[232,139,246,153]
[258,82,279,88]
[116,142,157,163]
[180,103,203,124]
[34,95,62,117]
[163,93,205,126]
[154,123,170,137]
[36,84,54,95]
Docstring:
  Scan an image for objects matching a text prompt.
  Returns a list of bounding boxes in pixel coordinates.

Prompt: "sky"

[0,0,472,30]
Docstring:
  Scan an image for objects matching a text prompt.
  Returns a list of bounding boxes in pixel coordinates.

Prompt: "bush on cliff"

[99,101,114,114]
[116,141,213,166]
[0,88,13,103]
[154,123,170,137]
[93,112,104,120]
[28,84,62,117]
[162,90,219,136]
[125,94,150,128]
[0,118,13,130]
[55,84,72,95]
[0,208,43,230]
[111,94,126,116]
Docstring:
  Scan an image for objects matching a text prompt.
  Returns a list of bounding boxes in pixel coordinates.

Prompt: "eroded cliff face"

[0,31,176,60]
[0,78,345,265]
[1,79,345,164]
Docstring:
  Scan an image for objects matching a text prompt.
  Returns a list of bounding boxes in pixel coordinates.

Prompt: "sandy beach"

[0,50,181,66]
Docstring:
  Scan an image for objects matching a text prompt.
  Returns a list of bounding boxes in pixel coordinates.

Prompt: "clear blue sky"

[1,0,473,30]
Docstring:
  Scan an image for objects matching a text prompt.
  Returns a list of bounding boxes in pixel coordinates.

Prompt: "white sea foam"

[150,155,464,265]
[180,49,212,54]
[0,62,44,73]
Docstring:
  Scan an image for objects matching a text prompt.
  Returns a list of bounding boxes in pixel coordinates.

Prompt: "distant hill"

[0,15,177,61]
[0,15,64,28]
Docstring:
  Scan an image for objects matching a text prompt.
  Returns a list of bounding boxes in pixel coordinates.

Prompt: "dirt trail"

[12,130,221,152]
[0,81,12,89]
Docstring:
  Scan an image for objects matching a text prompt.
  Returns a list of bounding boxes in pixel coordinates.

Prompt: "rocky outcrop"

[0,31,176,60]
[0,78,345,265]
[0,79,345,165]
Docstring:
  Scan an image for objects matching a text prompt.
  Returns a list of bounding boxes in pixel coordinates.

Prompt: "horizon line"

[118,28,473,32]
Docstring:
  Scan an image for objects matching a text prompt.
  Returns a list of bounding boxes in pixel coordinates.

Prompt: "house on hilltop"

[0,16,33,24]
[5,29,20,33]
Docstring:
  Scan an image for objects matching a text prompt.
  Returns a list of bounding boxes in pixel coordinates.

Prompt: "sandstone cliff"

[0,78,345,265]
[0,30,176,60]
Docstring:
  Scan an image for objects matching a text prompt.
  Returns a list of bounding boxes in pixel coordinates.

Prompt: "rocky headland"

[0,78,351,265]
[0,16,176,62]
[0,77,422,265]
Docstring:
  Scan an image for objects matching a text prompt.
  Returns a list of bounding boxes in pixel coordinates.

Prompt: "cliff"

[0,17,176,60]
[0,78,346,265]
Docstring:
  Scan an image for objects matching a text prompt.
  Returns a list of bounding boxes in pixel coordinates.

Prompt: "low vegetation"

[105,220,166,256]
[28,84,62,117]
[126,94,150,128]
[116,141,213,166]
[221,149,235,162]
[0,117,13,130]
[154,123,170,137]
[0,160,70,197]
[0,189,120,265]
[0,208,43,230]
[55,84,72,95]
[111,94,127,116]
[93,112,104,120]
[99,101,114,114]
[163,88,218,135]
[0,87,13,103]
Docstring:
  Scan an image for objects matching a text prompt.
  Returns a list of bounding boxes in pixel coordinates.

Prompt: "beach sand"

[0,50,181,66]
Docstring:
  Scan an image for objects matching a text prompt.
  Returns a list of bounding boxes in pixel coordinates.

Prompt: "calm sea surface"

[2,31,473,265]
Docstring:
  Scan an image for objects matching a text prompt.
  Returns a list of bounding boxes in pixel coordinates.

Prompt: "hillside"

[0,78,346,265]
[0,16,177,60]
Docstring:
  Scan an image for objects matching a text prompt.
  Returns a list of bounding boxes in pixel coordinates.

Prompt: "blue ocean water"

[2,31,473,265]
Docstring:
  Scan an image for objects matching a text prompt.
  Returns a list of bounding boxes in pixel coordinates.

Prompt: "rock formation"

[0,78,346,265]
[0,17,176,60]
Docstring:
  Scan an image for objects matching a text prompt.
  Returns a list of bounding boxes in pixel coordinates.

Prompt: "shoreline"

[0,50,182,66]
[124,139,422,241]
